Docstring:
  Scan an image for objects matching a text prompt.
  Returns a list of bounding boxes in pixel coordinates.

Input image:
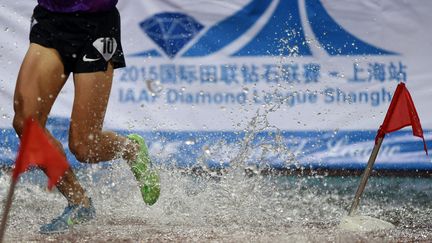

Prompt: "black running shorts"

[30,5,126,74]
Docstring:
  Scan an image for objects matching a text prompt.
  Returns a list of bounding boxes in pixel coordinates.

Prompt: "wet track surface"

[1,163,432,242]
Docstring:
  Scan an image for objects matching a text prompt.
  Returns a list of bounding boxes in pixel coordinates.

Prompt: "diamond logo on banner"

[140,12,204,58]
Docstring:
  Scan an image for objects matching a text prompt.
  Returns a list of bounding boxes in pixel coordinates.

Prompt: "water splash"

[2,164,432,241]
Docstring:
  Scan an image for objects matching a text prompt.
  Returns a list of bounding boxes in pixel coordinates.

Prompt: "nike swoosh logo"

[82,55,101,62]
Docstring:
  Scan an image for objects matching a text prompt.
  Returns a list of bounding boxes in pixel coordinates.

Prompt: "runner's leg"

[71,63,161,206]
[69,63,138,164]
[13,43,90,206]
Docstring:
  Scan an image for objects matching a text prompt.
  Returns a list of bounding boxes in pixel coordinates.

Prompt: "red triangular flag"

[376,83,428,155]
[12,118,70,189]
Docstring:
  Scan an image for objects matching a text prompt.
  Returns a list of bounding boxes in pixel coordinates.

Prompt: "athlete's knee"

[68,141,95,163]
[69,145,91,163]
[13,94,26,134]
[12,109,40,136]
[13,108,48,137]
[13,89,46,135]
[69,133,103,163]
[13,98,30,136]
[12,114,25,136]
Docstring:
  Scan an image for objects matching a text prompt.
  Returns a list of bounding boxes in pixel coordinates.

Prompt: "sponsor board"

[0,0,431,170]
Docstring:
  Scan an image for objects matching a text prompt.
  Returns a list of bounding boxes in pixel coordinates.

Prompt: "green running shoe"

[127,134,160,205]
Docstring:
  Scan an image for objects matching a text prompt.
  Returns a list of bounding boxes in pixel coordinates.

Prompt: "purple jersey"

[38,0,118,13]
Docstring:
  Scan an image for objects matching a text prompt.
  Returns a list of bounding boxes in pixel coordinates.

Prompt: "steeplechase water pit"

[2,0,432,241]
[1,165,432,242]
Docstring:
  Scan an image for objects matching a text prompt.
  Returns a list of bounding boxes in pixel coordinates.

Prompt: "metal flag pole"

[348,136,385,216]
[0,178,17,242]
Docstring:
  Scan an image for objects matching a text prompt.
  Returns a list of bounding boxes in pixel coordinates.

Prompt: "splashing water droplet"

[146,79,163,95]
[204,149,211,155]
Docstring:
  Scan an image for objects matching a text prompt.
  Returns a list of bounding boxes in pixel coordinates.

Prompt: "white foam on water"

[0,102,430,241]
[2,165,432,242]
[339,215,395,231]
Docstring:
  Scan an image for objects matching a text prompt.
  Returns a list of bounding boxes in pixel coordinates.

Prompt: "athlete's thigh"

[70,64,114,138]
[14,43,68,125]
